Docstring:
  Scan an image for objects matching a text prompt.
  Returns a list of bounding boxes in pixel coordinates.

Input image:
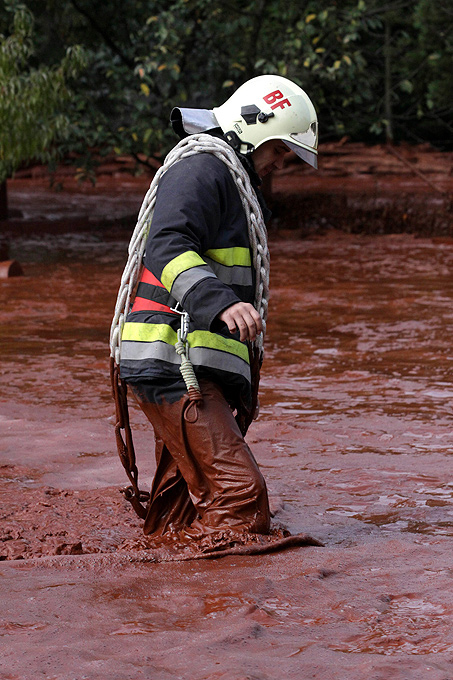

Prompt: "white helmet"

[213,74,318,169]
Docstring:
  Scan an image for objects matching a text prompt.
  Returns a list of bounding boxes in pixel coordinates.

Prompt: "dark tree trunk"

[0,181,8,220]
[384,19,394,144]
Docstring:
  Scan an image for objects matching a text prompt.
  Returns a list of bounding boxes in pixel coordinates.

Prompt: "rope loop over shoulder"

[109,134,270,515]
[109,133,270,366]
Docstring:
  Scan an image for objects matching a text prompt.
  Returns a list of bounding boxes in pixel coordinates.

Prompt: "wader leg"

[143,434,198,535]
[132,381,271,539]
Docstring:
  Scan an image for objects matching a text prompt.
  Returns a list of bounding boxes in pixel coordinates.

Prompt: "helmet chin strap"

[224,129,255,154]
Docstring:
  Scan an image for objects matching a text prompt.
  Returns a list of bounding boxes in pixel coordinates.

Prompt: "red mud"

[1,145,453,678]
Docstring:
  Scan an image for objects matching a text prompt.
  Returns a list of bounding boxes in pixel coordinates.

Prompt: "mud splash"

[2,228,453,678]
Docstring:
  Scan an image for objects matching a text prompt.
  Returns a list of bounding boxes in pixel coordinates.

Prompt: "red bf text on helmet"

[263,90,292,111]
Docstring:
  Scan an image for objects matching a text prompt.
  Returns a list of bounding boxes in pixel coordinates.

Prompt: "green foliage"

[0,0,86,182]
[1,0,452,181]
[412,0,453,142]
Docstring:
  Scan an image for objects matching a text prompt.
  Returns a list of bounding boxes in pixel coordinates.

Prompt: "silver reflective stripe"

[203,257,252,286]
[120,341,251,382]
[171,266,216,300]
[120,340,181,364]
[189,347,251,381]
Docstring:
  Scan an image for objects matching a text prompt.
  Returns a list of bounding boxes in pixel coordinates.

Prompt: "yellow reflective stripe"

[204,247,251,267]
[122,322,177,344]
[187,330,249,363]
[161,251,206,291]
[121,323,249,363]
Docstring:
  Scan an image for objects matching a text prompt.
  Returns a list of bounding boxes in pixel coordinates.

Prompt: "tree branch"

[69,0,135,69]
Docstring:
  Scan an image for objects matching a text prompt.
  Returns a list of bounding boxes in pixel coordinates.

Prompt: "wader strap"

[110,357,150,519]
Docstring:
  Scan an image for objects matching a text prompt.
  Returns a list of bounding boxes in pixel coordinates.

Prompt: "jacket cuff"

[181,278,241,330]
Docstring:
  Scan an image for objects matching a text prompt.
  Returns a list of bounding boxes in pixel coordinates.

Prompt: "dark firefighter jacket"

[119,149,270,407]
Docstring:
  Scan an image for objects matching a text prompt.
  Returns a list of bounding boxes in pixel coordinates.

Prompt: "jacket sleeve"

[143,153,243,330]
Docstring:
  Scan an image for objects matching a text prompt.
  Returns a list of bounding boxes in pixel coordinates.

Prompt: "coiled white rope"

[109,133,270,367]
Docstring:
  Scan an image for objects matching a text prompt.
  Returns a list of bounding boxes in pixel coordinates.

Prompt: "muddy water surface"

[1,228,453,678]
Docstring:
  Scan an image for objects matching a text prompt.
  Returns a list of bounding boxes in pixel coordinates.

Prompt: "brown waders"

[131,380,271,541]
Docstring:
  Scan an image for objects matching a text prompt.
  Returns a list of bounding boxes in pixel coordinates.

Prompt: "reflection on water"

[334,593,452,656]
[0,233,126,417]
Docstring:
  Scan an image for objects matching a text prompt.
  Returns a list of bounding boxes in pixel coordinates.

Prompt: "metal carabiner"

[170,303,190,343]
[180,311,189,343]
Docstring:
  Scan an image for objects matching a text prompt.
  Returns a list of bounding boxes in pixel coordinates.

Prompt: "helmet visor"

[290,121,318,149]
[284,140,318,169]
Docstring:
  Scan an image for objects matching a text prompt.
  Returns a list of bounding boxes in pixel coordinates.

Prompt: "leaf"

[305,14,316,24]
[140,83,150,96]
[400,79,413,93]
[343,33,358,44]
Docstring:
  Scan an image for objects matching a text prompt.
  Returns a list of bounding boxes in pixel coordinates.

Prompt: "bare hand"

[218,302,263,342]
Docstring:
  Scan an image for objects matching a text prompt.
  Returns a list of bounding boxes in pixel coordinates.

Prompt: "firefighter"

[117,75,318,550]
